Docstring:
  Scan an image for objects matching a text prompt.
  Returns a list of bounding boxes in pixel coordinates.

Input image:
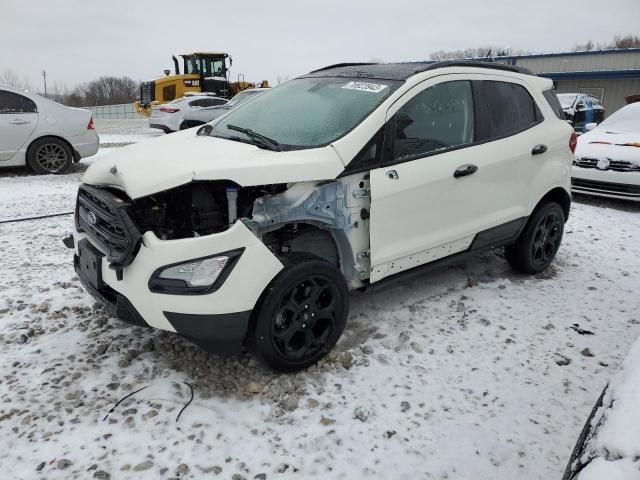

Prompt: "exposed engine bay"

[126,175,372,287]
[129,181,287,240]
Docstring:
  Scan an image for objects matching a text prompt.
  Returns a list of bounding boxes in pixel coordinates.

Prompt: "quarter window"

[543,89,565,120]
[0,90,37,114]
[392,81,474,161]
[483,81,541,138]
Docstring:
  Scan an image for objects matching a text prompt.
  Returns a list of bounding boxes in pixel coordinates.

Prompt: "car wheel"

[27,137,73,175]
[180,120,205,131]
[250,254,349,372]
[505,201,565,274]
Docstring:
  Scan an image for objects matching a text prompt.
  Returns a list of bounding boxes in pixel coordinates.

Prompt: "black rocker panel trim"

[369,217,528,290]
[469,217,527,251]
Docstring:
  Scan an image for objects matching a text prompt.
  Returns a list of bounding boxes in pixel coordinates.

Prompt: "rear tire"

[250,254,349,372]
[505,201,565,274]
[27,137,73,175]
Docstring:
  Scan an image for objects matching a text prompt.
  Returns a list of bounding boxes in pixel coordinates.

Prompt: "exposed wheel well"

[263,224,341,269]
[536,187,571,221]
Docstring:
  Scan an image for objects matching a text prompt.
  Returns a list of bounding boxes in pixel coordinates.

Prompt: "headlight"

[149,249,243,294]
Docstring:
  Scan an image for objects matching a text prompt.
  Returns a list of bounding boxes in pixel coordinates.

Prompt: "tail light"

[87,116,95,130]
[569,132,578,153]
[159,107,180,113]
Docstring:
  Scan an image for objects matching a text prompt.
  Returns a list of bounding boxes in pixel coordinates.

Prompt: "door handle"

[531,144,547,155]
[9,119,30,125]
[453,164,477,178]
[386,169,399,180]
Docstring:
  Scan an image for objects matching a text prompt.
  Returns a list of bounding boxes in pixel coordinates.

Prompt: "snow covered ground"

[1,128,639,479]
[94,119,163,147]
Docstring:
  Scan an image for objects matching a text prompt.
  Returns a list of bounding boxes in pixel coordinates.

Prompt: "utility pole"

[42,70,47,97]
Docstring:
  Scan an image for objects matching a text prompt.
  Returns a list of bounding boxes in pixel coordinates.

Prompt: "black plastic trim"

[164,311,251,350]
[469,217,527,251]
[148,248,245,295]
[369,217,528,290]
[74,253,149,328]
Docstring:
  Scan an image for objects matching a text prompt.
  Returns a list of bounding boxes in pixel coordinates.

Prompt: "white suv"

[69,61,575,371]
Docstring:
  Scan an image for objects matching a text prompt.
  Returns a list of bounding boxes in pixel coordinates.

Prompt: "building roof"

[495,48,640,61]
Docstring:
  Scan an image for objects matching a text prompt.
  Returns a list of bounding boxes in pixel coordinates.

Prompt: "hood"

[575,129,640,164]
[82,129,346,199]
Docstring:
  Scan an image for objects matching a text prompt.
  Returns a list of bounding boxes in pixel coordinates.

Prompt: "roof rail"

[309,62,378,74]
[416,60,533,76]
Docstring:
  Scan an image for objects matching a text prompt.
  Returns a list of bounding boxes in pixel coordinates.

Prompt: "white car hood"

[83,129,346,199]
[575,129,640,165]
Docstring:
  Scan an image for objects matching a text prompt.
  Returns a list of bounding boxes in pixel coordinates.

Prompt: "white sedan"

[149,94,228,133]
[572,102,640,201]
[0,85,98,174]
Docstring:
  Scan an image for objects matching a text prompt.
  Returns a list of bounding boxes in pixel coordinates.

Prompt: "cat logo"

[183,79,200,87]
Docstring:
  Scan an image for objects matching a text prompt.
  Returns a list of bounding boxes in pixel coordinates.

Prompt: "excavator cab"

[135,51,268,116]
[179,53,231,97]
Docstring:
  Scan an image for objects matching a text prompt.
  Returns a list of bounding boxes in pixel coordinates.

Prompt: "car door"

[368,74,543,282]
[0,89,38,161]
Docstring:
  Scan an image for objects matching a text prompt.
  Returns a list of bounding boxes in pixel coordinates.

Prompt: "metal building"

[494,49,640,115]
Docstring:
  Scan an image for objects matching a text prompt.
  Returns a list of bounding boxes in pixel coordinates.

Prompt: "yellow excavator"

[135,52,269,116]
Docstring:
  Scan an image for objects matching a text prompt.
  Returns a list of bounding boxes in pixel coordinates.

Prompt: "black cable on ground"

[176,382,194,423]
[0,211,74,225]
[102,385,149,421]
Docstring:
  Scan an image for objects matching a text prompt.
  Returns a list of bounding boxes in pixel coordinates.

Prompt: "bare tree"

[429,46,527,61]
[75,76,139,106]
[611,34,640,49]
[1,69,32,90]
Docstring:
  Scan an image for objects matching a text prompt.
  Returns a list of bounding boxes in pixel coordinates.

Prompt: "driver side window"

[393,81,474,161]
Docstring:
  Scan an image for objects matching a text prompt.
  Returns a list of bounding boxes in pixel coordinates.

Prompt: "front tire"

[250,255,349,372]
[27,137,73,174]
[505,201,565,273]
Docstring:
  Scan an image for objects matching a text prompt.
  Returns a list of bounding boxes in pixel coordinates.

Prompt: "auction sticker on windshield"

[342,81,388,93]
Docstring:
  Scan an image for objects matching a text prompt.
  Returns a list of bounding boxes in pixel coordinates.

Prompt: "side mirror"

[585,122,597,132]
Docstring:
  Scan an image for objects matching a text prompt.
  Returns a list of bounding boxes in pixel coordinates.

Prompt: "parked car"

[149,94,228,133]
[68,61,574,371]
[562,338,640,480]
[179,87,269,130]
[572,102,640,201]
[557,93,605,133]
[0,85,98,174]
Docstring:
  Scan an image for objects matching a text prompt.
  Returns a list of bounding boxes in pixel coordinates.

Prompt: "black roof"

[302,60,533,81]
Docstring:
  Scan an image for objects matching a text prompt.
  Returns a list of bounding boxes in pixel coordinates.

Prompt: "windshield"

[226,89,264,107]
[557,94,577,109]
[595,103,640,133]
[210,77,401,149]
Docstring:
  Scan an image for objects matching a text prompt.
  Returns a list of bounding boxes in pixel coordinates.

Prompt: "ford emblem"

[86,211,98,225]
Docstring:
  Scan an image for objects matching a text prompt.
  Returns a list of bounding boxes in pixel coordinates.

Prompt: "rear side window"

[0,90,37,114]
[483,81,541,138]
[189,98,226,107]
[392,80,475,161]
[543,89,565,119]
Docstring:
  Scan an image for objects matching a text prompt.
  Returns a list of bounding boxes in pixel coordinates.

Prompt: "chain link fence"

[85,103,144,120]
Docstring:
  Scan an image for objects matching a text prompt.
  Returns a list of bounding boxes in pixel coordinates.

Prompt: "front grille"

[574,157,640,172]
[572,178,640,198]
[76,185,141,267]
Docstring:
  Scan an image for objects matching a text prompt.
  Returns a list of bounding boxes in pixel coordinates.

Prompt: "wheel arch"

[535,187,571,221]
